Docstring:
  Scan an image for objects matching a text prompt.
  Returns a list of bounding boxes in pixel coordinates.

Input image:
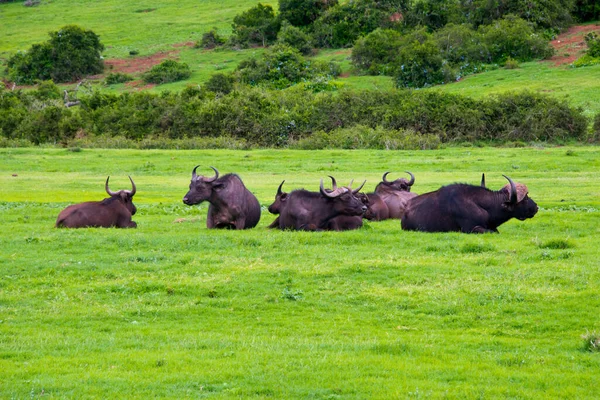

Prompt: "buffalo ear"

[213,182,227,190]
[280,193,288,201]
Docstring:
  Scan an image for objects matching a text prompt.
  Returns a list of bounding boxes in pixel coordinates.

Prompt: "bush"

[394,29,447,88]
[404,0,463,30]
[105,72,134,85]
[197,28,226,49]
[592,113,600,141]
[434,23,490,66]
[279,0,338,27]
[573,0,600,22]
[311,0,405,48]
[479,15,555,62]
[203,73,235,95]
[7,25,104,84]
[231,3,281,47]
[584,32,600,58]
[277,21,313,55]
[142,60,191,84]
[504,57,519,69]
[351,29,403,75]
[236,44,340,89]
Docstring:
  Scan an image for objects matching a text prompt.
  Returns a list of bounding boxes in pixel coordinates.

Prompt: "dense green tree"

[351,29,404,74]
[7,25,104,84]
[572,0,600,22]
[279,0,338,27]
[394,29,447,88]
[232,3,281,47]
[277,21,313,55]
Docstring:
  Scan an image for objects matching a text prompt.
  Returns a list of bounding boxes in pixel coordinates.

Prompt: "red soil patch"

[546,24,600,66]
[104,50,179,75]
[173,41,195,48]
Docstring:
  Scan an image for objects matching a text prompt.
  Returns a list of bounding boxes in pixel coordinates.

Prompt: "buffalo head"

[320,178,367,216]
[183,166,220,205]
[380,171,415,192]
[268,180,288,214]
[106,175,137,215]
[501,175,538,221]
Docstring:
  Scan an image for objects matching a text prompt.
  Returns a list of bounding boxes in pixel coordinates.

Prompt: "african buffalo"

[183,166,261,229]
[362,192,389,221]
[401,175,538,233]
[374,171,418,219]
[276,178,367,231]
[56,176,137,228]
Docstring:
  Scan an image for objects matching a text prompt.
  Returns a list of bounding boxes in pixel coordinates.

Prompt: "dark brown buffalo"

[401,175,538,233]
[374,171,418,219]
[276,178,367,231]
[183,166,261,229]
[56,176,137,228]
[362,192,389,221]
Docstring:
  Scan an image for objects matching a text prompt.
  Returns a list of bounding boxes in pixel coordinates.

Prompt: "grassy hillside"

[1,147,600,398]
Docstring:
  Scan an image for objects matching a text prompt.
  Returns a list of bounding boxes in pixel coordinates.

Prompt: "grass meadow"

[1,147,600,398]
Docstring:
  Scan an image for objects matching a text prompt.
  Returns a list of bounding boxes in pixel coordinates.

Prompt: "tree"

[7,25,104,84]
[232,3,281,47]
[278,0,338,27]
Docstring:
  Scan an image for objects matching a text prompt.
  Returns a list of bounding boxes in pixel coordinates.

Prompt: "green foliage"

[394,29,447,88]
[203,72,235,94]
[582,332,600,352]
[292,125,442,149]
[479,15,555,62]
[434,23,490,71]
[593,113,600,141]
[197,28,226,49]
[404,0,464,30]
[142,60,192,84]
[462,0,574,30]
[7,25,104,84]
[572,0,600,22]
[231,3,281,47]
[236,44,340,89]
[504,56,519,69]
[351,29,403,75]
[104,72,134,85]
[278,0,338,27]
[584,32,600,58]
[277,21,313,55]
[311,0,405,48]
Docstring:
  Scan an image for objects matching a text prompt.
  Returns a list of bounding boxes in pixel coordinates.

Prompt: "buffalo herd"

[56,166,538,234]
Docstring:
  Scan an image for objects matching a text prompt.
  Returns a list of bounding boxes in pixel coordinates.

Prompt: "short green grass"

[1,147,600,398]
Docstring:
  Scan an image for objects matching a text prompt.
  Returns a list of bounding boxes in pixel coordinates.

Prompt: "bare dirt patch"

[547,24,600,66]
[104,50,179,75]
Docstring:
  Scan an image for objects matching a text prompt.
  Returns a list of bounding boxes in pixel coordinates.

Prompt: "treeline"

[0,82,595,148]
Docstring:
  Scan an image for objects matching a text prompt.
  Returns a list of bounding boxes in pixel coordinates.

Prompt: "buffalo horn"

[105,176,119,196]
[481,173,486,188]
[503,175,517,204]
[382,171,391,183]
[320,179,336,198]
[277,180,285,196]
[203,166,219,183]
[328,175,338,190]
[191,165,200,179]
[126,175,136,196]
[405,171,415,186]
[351,180,367,194]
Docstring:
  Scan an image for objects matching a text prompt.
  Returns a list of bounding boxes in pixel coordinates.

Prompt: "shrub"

[592,113,600,141]
[278,0,338,27]
[571,54,600,68]
[504,57,519,69]
[142,60,191,84]
[311,0,405,48]
[203,73,235,95]
[479,15,554,62]
[394,29,447,88]
[197,28,226,49]
[231,3,280,47]
[105,72,134,85]
[404,0,463,30]
[582,332,600,352]
[277,21,313,55]
[351,29,403,75]
[572,0,600,22]
[434,23,490,66]
[236,44,340,89]
[584,32,600,58]
[7,25,104,84]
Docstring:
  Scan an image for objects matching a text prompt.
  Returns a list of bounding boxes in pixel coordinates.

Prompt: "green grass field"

[1,147,600,398]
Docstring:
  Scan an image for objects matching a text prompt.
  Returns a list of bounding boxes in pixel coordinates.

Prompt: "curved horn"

[382,171,391,183]
[203,166,219,183]
[192,165,200,179]
[127,175,136,196]
[503,175,517,204]
[480,173,486,188]
[328,175,337,190]
[277,180,285,196]
[320,179,337,198]
[352,180,367,194]
[105,176,119,196]
[405,171,415,186]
